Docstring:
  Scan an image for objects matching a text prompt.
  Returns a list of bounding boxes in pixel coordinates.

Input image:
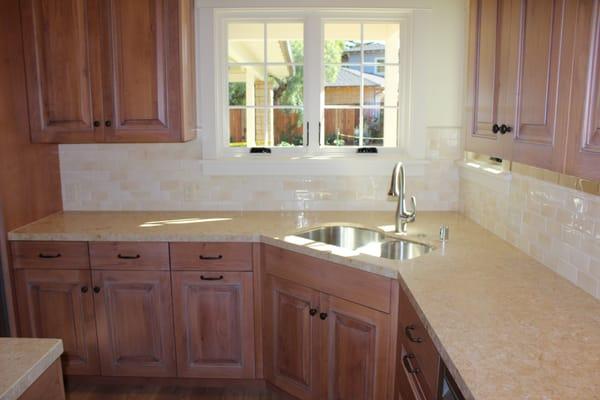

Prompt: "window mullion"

[304,13,321,152]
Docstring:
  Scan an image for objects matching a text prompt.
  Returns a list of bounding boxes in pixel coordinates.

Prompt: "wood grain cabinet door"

[172,271,255,378]
[15,269,100,375]
[264,275,321,400]
[101,0,182,142]
[564,0,600,180]
[319,294,390,400]
[465,0,513,159]
[92,270,176,377]
[506,0,570,171]
[20,0,104,143]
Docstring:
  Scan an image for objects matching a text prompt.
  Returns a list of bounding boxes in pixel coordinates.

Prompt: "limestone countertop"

[0,338,63,400]
[8,211,600,399]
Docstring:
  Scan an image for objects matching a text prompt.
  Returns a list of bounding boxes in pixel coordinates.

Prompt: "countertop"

[9,211,600,399]
[0,338,63,400]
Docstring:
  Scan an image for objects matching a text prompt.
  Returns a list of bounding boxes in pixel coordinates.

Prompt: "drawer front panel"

[170,242,252,271]
[89,242,169,270]
[11,241,90,269]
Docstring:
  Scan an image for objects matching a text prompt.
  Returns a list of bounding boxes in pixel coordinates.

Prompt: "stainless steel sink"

[295,225,432,261]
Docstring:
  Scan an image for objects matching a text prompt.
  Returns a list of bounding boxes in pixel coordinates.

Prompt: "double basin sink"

[295,225,432,261]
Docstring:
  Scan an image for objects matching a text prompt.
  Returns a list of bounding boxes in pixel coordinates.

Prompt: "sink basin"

[295,225,432,261]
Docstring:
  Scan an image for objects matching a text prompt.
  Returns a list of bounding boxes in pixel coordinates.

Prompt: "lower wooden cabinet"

[172,271,255,378]
[92,270,176,377]
[15,269,100,375]
[264,275,391,400]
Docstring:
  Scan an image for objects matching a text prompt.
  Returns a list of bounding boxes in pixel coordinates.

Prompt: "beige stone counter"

[0,338,63,400]
[9,211,600,399]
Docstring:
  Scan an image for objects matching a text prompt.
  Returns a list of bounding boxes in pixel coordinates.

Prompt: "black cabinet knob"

[93,286,101,293]
[93,121,100,127]
[499,124,512,134]
[81,286,89,293]
[319,312,328,320]
[105,120,112,127]
[309,308,318,316]
[492,124,500,134]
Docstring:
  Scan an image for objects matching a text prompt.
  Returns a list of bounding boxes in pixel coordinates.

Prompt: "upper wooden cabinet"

[20,0,195,143]
[465,0,600,180]
[565,0,600,180]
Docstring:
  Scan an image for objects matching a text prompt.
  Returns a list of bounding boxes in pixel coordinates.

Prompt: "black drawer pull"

[118,254,141,259]
[403,353,420,374]
[200,275,224,281]
[38,253,61,259]
[405,325,423,343]
[199,255,223,260]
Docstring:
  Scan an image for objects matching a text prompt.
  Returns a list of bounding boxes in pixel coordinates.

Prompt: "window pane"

[363,65,399,106]
[268,65,303,106]
[324,66,360,106]
[324,23,361,64]
[363,108,397,147]
[228,65,266,106]
[267,23,303,63]
[363,23,400,64]
[229,109,248,147]
[272,109,304,146]
[228,23,264,63]
[324,108,360,146]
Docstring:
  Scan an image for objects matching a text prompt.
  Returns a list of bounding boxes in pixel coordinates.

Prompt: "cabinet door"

[15,269,100,375]
[20,0,104,143]
[92,270,176,377]
[507,0,570,170]
[465,0,512,158]
[564,0,600,180]
[101,0,181,142]
[172,271,255,378]
[264,275,321,400]
[320,294,390,400]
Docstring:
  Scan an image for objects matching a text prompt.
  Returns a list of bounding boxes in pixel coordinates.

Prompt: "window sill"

[201,154,430,176]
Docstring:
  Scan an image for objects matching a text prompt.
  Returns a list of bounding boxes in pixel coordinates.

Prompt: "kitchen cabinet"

[263,248,393,400]
[564,0,600,180]
[172,271,255,378]
[15,269,100,375]
[92,270,176,377]
[465,0,600,179]
[19,0,195,143]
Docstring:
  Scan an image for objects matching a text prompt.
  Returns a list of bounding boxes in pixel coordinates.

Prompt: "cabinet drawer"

[399,287,440,396]
[170,242,252,271]
[398,343,435,400]
[11,241,89,269]
[89,242,169,270]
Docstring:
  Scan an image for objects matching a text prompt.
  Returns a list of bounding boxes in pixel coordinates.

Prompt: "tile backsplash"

[60,128,461,212]
[460,163,600,299]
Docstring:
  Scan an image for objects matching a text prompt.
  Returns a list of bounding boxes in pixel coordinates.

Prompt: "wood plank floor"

[65,382,291,400]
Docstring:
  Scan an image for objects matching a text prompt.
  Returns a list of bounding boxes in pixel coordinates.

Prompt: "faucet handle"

[407,196,416,217]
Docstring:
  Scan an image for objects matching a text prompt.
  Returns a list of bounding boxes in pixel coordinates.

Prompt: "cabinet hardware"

[402,353,421,374]
[199,254,223,260]
[117,254,140,259]
[81,286,89,293]
[499,124,512,134]
[309,308,318,316]
[38,253,61,259]
[492,124,500,134]
[93,121,100,127]
[405,325,423,343]
[93,286,101,293]
[200,275,224,281]
[105,120,112,127]
[319,312,328,320]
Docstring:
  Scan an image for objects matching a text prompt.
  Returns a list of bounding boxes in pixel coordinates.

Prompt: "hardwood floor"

[65,381,291,400]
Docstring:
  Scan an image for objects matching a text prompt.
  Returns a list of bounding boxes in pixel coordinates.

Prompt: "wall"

[59,0,467,211]
[460,164,600,300]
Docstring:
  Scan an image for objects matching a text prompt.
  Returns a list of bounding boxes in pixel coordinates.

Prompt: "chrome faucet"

[388,161,416,234]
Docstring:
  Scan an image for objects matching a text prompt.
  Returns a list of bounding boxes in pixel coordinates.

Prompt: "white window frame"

[212,8,415,159]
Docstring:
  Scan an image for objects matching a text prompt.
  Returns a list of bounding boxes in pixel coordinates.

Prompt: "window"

[227,22,304,148]
[218,10,410,154]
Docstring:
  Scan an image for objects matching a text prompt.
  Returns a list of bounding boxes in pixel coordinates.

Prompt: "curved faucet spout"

[388,162,417,233]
